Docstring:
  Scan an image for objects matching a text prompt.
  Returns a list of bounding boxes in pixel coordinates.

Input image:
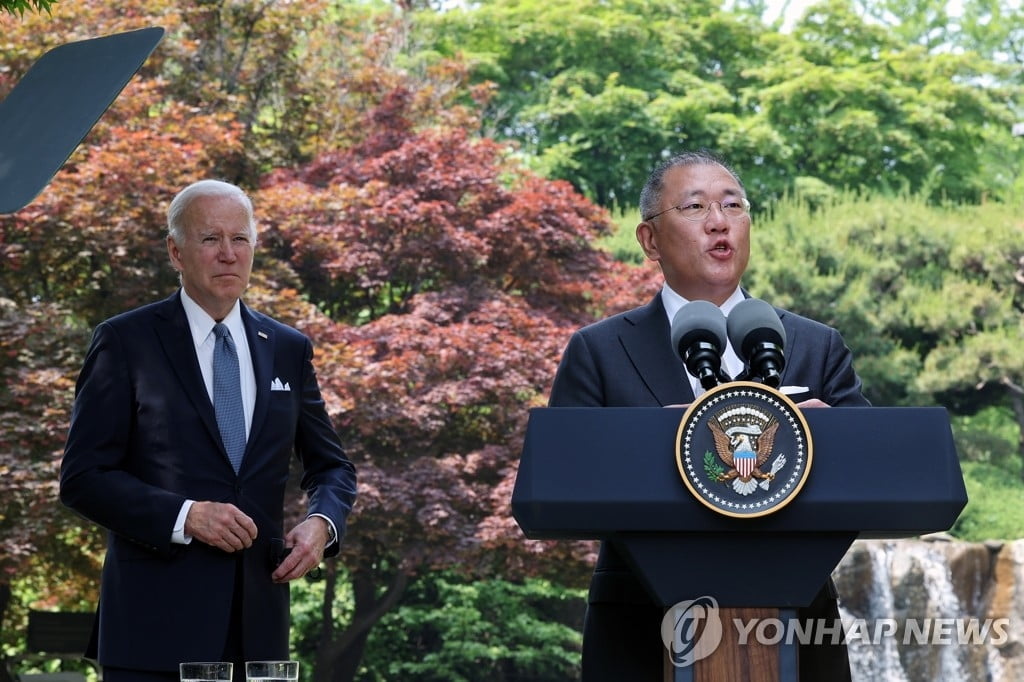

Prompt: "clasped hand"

[184,501,328,583]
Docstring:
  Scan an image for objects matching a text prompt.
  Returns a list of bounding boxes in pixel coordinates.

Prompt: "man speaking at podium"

[548,150,868,680]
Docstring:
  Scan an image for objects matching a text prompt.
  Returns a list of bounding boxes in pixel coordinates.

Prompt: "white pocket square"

[780,385,809,395]
[271,377,291,391]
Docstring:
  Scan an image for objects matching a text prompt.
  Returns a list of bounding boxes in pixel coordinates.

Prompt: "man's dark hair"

[639,149,746,221]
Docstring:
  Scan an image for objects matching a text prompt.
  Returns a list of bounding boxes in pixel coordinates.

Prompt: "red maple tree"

[0,3,661,679]
[253,86,654,678]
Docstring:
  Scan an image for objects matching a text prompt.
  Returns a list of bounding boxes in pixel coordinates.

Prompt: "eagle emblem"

[675,382,812,518]
[708,406,787,496]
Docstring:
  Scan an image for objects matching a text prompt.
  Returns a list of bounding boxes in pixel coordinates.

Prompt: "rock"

[834,538,1020,681]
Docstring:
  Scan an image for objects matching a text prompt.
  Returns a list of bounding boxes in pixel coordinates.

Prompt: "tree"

[357,572,584,681]
[754,0,1020,204]
[416,0,772,209]
[745,193,1024,478]
[415,0,1023,207]
[0,0,245,643]
[1,2,641,679]
[856,0,956,50]
[254,84,634,679]
[0,300,94,592]
[9,1,1022,678]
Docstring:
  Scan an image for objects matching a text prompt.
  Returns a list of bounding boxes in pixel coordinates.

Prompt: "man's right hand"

[184,501,258,552]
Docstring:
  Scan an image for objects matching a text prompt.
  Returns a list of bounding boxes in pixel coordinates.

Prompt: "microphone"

[670,300,729,391]
[727,298,786,388]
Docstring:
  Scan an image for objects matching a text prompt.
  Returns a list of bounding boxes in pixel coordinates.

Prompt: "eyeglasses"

[643,197,751,222]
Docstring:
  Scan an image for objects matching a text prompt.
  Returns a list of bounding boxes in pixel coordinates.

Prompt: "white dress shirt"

[171,290,256,543]
[171,290,337,548]
[180,292,257,434]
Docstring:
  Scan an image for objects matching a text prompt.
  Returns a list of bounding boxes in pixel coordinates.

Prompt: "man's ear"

[635,221,660,262]
[167,235,184,272]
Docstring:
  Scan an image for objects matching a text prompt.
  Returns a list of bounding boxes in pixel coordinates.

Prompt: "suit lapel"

[242,304,273,455]
[153,292,223,449]
[619,295,695,406]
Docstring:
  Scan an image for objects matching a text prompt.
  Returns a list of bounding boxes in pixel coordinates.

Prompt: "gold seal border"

[674,381,814,519]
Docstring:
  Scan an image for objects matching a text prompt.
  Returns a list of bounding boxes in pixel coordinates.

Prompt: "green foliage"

[416,0,767,208]
[289,574,354,682]
[746,192,1024,412]
[947,406,1024,541]
[416,0,1024,208]
[753,2,1019,204]
[951,461,1024,541]
[286,569,585,682]
[4,5,1024,682]
[2,531,103,677]
[0,0,56,16]
[594,208,644,264]
[357,573,583,682]
[951,406,1019,468]
[704,451,725,479]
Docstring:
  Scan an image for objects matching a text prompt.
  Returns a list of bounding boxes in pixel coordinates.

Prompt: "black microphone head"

[671,300,728,358]
[726,298,786,360]
[671,300,728,389]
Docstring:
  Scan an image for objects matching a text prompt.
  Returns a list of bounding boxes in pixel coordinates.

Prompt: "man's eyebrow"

[675,188,743,199]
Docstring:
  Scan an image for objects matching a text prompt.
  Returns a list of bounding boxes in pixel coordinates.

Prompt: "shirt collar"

[179,288,243,346]
[660,284,745,325]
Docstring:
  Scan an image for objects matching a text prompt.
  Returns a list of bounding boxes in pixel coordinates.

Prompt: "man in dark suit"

[548,150,867,680]
[60,179,358,682]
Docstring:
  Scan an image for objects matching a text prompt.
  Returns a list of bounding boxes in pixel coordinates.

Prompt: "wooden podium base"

[664,607,798,682]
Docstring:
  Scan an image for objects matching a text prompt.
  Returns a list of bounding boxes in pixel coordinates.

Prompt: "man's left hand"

[271,516,329,583]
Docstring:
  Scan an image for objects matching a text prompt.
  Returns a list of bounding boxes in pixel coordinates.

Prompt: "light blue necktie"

[213,323,246,473]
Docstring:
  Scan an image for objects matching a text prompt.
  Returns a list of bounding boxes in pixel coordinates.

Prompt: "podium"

[511,406,968,680]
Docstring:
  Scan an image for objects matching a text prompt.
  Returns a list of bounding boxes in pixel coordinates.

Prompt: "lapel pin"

[257,331,268,339]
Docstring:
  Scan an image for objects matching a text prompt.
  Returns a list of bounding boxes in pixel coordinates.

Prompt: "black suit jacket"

[60,291,357,671]
[548,292,869,595]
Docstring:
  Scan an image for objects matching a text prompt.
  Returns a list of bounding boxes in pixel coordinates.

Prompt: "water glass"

[246,660,299,682]
[180,662,233,682]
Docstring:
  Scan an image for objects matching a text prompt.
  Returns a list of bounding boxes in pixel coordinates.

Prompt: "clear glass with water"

[245,660,299,682]
[180,661,233,682]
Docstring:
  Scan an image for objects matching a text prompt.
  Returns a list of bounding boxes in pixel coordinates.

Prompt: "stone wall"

[834,536,1024,681]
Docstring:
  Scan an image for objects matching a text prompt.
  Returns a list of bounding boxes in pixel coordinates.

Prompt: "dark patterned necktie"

[213,323,245,473]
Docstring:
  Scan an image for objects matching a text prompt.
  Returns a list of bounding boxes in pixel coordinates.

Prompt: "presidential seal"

[675,381,812,518]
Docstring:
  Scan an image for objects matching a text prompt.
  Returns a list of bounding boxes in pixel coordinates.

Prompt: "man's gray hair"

[167,179,256,243]
[639,150,746,221]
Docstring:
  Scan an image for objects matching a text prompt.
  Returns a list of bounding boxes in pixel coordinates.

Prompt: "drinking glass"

[180,662,233,682]
[246,660,299,682]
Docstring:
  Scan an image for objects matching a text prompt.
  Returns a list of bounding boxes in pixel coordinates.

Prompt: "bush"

[950,460,1024,541]
[357,573,584,682]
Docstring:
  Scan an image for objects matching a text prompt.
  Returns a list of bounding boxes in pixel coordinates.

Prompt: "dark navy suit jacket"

[60,291,357,671]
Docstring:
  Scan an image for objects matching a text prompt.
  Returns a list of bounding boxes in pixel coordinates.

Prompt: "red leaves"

[0,300,89,576]
[254,90,638,579]
[259,117,622,326]
[0,76,246,325]
[0,2,651,588]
